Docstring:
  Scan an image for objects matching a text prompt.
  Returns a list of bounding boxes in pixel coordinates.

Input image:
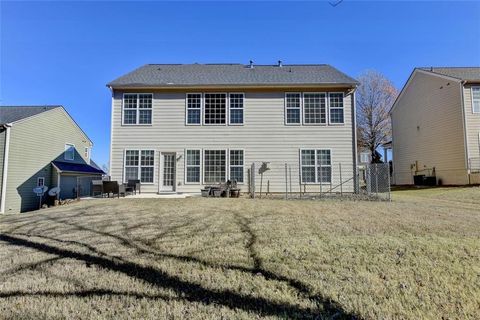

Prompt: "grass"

[0,187,479,319]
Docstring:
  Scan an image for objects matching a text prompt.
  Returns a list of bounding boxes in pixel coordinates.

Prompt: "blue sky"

[1,1,479,167]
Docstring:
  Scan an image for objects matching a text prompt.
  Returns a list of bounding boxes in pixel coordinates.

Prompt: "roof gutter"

[1,123,12,214]
[106,83,359,90]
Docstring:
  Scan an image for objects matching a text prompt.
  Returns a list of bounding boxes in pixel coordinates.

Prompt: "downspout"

[108,86,114,178]
[1,124,12,214]
[351,88,358,192]
[459,80,469,184]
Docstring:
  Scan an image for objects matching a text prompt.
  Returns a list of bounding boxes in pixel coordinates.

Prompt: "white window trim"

[123,149,156,184]
[228,93,245,126]
[64,143,75,161]
[471,86,480,114]
[37,177,45,187]
[360,152,370,164]
[328,92,345,125]
[185,93,203,126]
[285,92,302,126]
[228,148,245,184]
[202,149,227,184]
[299,148,333,184]
[203,93,228,126]
[184,149,202,184]
[122,93,153,126]
[84,147,90,162]
[302,92,328,126]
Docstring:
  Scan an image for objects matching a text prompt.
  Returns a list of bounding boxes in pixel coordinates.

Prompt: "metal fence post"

[339,163,343,196]
[366,165,371,195]
[298,164,302,199]
[289,166,292,197]
[319,164,323,198]
[387,163,391,201]
[251,163,256,199]
[285,163,288,200]
[375,164,379,198]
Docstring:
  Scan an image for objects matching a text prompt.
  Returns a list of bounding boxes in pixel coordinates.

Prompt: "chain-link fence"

[356,163,391,201]
[247,161,391,201]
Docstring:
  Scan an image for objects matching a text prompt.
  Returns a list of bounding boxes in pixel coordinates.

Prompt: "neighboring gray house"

[107,63,358,194]
[0,106,104,213]
[391,67,480,185]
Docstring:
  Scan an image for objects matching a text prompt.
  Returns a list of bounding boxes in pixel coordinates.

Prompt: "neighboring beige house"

[390,67,480,185]
[107,63,358,194]
[0,106,104,213]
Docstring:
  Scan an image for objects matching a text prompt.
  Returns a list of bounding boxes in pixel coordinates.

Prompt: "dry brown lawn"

[0,187,479,319]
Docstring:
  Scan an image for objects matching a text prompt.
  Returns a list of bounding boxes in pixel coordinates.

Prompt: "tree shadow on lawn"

[0,208,357,319]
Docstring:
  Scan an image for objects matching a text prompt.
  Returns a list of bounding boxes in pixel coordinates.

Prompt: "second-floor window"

[229,93,244,125]
[285,93,301,124]
[64,144,75,161]
[304,93,327,124]
[472,87,480,113]
[329,93,344,124]
[186,94,202,125]
[123,93,153,125]
[204,93,227,125]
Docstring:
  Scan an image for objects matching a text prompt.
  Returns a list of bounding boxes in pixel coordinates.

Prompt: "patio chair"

[91,180,104,197]
[103,181,123,198]
[127,179,141,194]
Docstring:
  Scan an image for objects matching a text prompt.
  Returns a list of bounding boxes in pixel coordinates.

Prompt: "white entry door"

[161,153,176,192]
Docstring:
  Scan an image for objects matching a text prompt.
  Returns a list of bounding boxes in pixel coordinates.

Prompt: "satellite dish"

[33,186,48,195]
[48,187,61,197]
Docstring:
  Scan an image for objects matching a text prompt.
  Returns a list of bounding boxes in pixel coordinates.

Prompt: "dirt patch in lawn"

[1,187,479,319]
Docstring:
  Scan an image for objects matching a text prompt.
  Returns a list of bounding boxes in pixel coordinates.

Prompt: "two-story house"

[107,63,358,194]
[391,67,480,185]
[0,106,104,213]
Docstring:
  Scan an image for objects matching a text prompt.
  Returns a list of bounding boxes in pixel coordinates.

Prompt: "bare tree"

[356,70,398,163]
[102,162,110,176]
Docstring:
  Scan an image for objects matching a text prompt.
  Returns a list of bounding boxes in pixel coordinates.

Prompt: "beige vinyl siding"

[110,89,355,193]
[392,71,467,185]
[0,128,5,199]
[4,108,92,213]
[463,84,480,184]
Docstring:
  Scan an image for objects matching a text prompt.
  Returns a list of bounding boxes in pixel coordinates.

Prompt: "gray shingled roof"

[419,67,480,82]
[0,106,61,124]
[107,64,358,88]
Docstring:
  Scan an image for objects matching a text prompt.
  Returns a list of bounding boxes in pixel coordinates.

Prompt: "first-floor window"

[360,152,370,164]
[37,177,45,187]
[301,149,332,183]
[229,150,244,183]
[204,150,226,183]
[125,150,155,183]
[186,150,201,183]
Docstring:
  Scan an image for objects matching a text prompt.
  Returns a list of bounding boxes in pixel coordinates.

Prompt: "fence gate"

[358,163,391,201]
